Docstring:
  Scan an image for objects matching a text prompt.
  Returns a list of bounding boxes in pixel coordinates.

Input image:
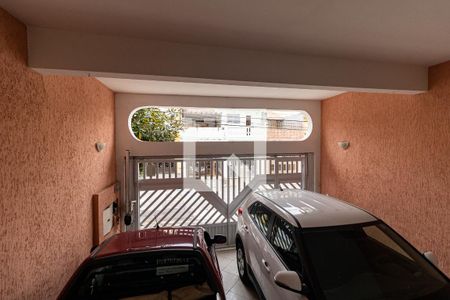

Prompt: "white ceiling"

[96,78,344,100]
[2,0,449,66]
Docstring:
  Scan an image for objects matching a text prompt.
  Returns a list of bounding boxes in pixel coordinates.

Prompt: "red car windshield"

[60,250,219,300]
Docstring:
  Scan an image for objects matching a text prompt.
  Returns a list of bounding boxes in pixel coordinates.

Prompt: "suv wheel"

[236,240,250,285]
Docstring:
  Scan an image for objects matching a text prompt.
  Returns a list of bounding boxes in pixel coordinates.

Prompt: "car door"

[261,216,308,300]
[246,202,274,296]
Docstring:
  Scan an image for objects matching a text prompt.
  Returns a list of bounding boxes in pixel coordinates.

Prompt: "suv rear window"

[63,250,217,299]
[270,217,301,272]
[249,202,272,235]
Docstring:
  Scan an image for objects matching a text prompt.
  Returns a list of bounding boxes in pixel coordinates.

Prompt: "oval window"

[129,107,313,142]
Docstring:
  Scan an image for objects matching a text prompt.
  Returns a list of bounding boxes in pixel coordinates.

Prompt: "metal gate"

[127,154,314,245]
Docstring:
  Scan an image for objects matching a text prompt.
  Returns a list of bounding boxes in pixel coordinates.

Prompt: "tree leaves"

[131,107,183,142]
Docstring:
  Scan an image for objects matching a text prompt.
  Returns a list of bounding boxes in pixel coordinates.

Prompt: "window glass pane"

[270,217,301,272]
[130,107,313,142]
[248,203,257,217]
[66,251,216,299]
[303,223,448,300]
[250,203,272,236]
[363,226,413,260]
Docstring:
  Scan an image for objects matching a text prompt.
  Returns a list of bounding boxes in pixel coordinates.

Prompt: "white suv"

[235,189,450,300]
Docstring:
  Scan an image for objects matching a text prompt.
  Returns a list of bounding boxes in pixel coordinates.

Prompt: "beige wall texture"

[0,8,116,299]
[321,61,450,275]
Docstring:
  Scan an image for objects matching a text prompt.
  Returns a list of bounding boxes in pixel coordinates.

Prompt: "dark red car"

[58,227,226,300]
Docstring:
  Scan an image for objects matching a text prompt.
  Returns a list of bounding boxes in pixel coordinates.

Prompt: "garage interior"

[0,1,449,299]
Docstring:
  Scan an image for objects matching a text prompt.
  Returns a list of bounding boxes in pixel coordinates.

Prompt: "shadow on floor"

[217,248,259,300]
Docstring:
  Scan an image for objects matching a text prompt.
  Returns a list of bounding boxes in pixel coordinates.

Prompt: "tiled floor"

[217,248,259,300]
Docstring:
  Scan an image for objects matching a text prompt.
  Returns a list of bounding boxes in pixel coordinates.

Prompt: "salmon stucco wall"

[0,8,116,299]
[321,61,450,275]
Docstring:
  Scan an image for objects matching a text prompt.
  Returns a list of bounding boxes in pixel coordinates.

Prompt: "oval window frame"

[128,106,314,142]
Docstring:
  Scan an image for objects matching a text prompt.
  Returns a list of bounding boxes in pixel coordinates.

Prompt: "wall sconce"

[338,141,350,150]
[96,142,106,152]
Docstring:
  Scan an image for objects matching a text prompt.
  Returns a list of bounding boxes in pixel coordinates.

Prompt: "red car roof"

[94,227,206,258]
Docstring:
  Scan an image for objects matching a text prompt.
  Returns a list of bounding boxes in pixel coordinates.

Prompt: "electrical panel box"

[103,204,113,236]
[93,184,120,246]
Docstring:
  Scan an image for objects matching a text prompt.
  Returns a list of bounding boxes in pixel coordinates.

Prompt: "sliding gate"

[130,154,314,245]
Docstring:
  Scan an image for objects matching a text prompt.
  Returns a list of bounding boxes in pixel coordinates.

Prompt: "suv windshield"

[302,222,449,300]
[62,250,217,300]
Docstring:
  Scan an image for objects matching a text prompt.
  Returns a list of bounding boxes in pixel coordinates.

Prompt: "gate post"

[274,156,280,189]
[131,157,140,230]
[304,153,315,191]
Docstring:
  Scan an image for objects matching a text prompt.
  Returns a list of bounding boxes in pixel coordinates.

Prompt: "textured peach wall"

[321,61,450,275]
[0,8,116,299]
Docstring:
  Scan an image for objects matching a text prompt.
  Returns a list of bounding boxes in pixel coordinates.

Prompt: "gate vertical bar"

[121,153,128,232]
[225,160,230,246]
[133,157,140,230]
[301,155,306,190]
[274,157,280,188]
[307,153,315,191]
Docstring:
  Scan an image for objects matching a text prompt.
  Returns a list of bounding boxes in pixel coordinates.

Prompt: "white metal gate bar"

[132,154,314,243]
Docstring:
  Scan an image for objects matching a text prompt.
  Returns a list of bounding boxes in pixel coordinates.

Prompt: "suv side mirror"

[124,213,132,226]
[274,271,302,293]
[204,232,227,246]
[212,234,227,245]
[424,251,438,266]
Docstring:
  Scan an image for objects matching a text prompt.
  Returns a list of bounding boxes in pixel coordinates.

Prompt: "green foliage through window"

[131,107,183,142]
